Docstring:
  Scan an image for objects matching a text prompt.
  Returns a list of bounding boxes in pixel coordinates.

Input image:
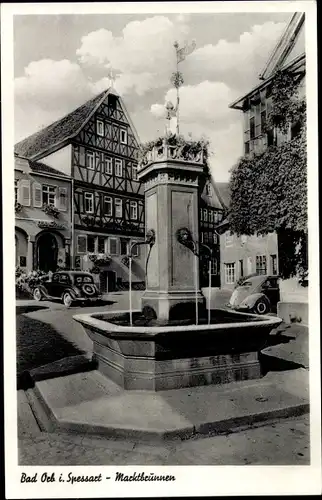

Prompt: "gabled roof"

[14,88,141,161]
[29,160,70,178]
[230,12,305,110]
[200,179,230,211]
[259,12,305,80]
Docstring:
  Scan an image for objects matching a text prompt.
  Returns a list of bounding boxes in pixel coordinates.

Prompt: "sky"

[14,12,292,181]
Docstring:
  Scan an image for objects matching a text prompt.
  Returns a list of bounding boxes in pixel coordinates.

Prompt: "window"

[77,235,87,254]
[239,259,244,278]
[206,183,212,196]
[42,185,56,206]
[213,233,218,244]
[225,263,236,284]
[115,198,122,218]
[211,258,217,275]
[98,237,105,253]
[250,117,255,140]
[200,209,203,222]
[208,211,213,223]
[14,180,18,203]
[87,235,96,253]
[109,238,118,256]
[58,187,67,211]
[132,164,138,180]
[203,232,209,244]
[271,254,278,275]
[59,274,71,284]
[120,239,128,255]
[120,129,127,144]
[87,151,95,170]
[214,212,219,224]
[104,156,113,175]
[131,242,139,257]
[225,231,233,246]
[103,196,112,216]
[97,120,104,137]
[115,159,123,177]
[203,209,208,221]
[130,200,138,220]
[256,255,267,275]
[84,192,94,213]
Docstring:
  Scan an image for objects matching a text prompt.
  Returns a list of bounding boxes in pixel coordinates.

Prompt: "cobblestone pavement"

[18,414,309,466]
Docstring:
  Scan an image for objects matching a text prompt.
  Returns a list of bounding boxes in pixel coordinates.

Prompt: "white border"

[2,1,321,497]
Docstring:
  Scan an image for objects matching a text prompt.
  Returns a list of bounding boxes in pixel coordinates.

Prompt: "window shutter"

[33,182,42,207]
[59,187,68,211]
[20,179,31,206]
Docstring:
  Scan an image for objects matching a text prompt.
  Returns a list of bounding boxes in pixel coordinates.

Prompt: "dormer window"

[120,129,127,144]
[97,120,104,137]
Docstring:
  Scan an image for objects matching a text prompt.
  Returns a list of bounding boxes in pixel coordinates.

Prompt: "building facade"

[216,13,305,291]
[218,222,279,290]
[15,89,145,292]
[199,179,228,287]
[15,155,72,273]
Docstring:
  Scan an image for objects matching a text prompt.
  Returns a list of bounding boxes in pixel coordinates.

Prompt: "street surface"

[17,290,310,466]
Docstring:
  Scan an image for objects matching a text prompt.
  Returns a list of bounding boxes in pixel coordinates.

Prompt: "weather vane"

[169,39,196,135]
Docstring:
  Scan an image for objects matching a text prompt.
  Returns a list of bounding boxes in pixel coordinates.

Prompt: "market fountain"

[74,139,282,391]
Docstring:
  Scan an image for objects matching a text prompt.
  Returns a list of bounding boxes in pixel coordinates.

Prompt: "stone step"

[30,368,309,442]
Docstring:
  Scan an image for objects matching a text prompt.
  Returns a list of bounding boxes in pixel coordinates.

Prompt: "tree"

[228,69,307,280]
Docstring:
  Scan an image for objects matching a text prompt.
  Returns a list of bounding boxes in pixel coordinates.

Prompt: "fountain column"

[138,142,205,322]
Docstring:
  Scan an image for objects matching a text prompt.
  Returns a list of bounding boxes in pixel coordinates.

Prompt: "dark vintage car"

[33,271,101,308]
[228,275,280,315]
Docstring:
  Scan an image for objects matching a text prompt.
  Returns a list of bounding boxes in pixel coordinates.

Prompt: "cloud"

[76,16,190,95]
[151,80,234,125]
[14,59,97,140]
[185,21,286,95]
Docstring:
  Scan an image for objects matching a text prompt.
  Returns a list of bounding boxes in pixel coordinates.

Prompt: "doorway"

[37,233,58,272]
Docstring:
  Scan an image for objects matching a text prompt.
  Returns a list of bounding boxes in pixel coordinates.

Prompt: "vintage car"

[33,271,101,308]
[228,275,280,315]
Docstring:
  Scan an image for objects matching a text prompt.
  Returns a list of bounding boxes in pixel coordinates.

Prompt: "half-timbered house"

[15,88,145,292]
[199,179,228,287]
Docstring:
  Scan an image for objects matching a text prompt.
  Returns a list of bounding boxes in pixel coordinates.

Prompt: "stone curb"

[27,382,309,443]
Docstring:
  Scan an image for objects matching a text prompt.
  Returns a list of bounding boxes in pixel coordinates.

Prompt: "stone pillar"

[27,237,35,272]
[138,149,205,321]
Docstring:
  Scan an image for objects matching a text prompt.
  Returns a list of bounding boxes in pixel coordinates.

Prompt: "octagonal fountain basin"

[73,309,282,391]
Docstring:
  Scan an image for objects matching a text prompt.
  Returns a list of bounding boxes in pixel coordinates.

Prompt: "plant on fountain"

[138,133,211,180]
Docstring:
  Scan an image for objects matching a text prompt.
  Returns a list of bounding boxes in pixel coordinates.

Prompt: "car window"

[241,281,252,287]
[52,274,59,282]
[75,275,94,285]
[59,274,71,284]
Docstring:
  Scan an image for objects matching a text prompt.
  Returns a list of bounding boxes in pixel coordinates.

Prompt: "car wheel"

[63,292,73,308]
[254,299,269,315]
[33,288,43,301]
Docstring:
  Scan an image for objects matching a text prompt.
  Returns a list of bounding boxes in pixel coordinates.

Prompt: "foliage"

[42,203,60,219]
[16,269,47,292]
[265,70,306,134]
[88,252,111,266]
[228,68,307,280]
[138,133,211,179]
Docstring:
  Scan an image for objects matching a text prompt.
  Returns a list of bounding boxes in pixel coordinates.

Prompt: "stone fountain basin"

[73,309,283,391]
